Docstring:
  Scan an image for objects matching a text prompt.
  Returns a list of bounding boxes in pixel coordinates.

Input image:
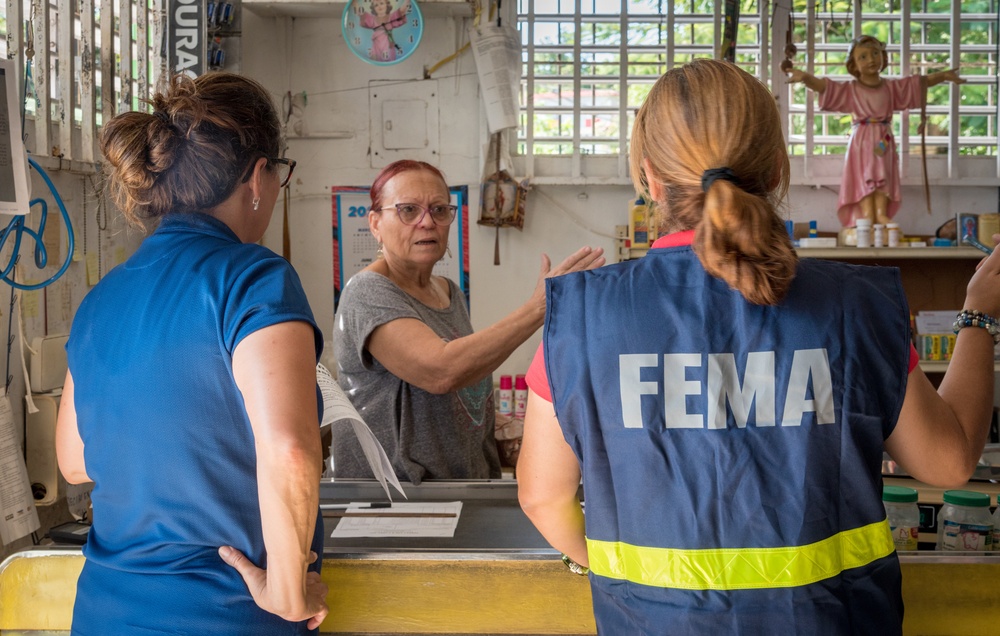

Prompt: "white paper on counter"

[0,392,40,545]
[330,501,462,538]
[468,25,521,133]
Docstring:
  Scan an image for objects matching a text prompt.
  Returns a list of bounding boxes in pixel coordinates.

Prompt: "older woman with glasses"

[333,159,605,483]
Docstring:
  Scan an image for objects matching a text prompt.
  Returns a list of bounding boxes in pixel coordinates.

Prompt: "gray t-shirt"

[333,271,500,484]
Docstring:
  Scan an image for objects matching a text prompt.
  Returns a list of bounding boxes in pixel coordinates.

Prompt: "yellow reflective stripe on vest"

[586,519,894,590]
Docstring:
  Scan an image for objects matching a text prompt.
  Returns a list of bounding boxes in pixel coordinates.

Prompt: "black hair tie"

[153,110,171,125]
[701,167,741,192]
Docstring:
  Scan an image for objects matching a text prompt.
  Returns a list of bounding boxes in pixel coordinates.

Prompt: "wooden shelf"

[627,246,986,260]
[794,246,985,260]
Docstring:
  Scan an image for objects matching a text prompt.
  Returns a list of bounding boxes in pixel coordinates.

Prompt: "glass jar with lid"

[937,490,993,552]
[882,485,919,551]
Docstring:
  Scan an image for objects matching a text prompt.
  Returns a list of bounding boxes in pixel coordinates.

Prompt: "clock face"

[342,0,424,66]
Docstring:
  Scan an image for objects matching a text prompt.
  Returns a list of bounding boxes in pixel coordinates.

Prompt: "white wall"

[241,10,1000,379]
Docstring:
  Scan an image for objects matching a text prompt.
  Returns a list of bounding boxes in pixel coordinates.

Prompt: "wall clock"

[342,0,424,66]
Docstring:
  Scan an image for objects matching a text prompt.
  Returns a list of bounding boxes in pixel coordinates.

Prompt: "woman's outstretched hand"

[219,546,329,630]
[529,246,606,309]
[545,246,606,278]
[967,233,1000,318]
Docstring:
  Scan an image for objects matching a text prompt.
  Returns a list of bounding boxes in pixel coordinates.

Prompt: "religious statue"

[786,35,964,227]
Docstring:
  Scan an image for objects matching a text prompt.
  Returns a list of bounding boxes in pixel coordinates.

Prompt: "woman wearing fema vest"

[517,59,1000,634]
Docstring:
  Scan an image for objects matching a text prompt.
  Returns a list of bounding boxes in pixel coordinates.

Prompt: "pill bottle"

[886,222,900,247]
[513,374,528,419]
[873,223,885,248]
[882,485,919,551]
[937,490,993,551]
[498,375,513,416]
[629,197,651,248]
[855,218,872,248]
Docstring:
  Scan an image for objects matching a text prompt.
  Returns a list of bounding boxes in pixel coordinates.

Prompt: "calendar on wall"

[332,186,468,309]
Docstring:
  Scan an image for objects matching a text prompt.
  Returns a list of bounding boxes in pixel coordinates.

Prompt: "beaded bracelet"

[952,310,1000,345]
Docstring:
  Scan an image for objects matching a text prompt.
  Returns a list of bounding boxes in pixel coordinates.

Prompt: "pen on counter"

[319,502,392,510]
[322,512,458,518]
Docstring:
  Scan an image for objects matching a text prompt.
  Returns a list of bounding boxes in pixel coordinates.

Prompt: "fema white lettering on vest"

[619,349,835,429]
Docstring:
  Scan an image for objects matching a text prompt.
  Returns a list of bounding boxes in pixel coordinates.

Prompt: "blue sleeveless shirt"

[66,213,324,635]
[544,244,909,635]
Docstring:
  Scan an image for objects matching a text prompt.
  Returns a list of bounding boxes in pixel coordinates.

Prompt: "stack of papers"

[329,501,463,538]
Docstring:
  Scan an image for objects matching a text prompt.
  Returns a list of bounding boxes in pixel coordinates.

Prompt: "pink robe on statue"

[818,76,924,227]
[361,8,409,63]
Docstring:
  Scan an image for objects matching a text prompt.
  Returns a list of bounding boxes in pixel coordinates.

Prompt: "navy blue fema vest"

[543,245,909,635]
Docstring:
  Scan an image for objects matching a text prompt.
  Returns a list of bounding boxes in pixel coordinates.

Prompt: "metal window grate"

[517,0,999,185]
[0,0,162,163]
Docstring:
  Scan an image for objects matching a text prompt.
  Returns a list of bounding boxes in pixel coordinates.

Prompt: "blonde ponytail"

[697,179,797,305]
[630,59,796,305]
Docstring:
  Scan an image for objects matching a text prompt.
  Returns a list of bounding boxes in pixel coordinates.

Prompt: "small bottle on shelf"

[882,485,919,551]
[886,222,900,247]
[873,223,885,248]
[498,375,513,416]
[855,219,873,248]
[514,374,528,419]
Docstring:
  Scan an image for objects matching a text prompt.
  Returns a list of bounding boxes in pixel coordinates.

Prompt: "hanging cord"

[0,31,77,291]
[919,75,931,214]
[0,158,76,291]
[492,131,502,265]
[4,259,17,395]
[424,1,496,78]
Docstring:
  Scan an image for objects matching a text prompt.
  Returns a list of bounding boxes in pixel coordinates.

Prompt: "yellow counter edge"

[3,551,999,634]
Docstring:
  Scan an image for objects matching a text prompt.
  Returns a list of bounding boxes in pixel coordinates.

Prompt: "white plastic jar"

[937,490,993,552]
[855,219,873,248]
[883,485,919,551]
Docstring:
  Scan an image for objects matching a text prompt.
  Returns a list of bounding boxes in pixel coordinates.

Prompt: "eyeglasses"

[272,157,296,188]
[379,203,457,226]
[240,156,296,188]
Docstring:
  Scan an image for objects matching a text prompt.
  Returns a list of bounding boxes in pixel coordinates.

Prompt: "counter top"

[320,478,556,558]
[6,480,1000,633]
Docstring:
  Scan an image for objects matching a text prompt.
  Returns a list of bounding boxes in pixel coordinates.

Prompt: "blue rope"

[0,156,76,290]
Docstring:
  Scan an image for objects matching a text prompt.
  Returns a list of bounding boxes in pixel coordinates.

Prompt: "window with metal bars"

[517,1,999,185]
[0,0,162,164]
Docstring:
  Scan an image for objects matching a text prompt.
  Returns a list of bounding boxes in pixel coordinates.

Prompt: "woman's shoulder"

[795,257,902,295]
[344,269,397,294]
[339,270,412,312]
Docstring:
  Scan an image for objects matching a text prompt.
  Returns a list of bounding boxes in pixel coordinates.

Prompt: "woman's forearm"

[518,391,589,565]
[522,497,588,566]
[435,298,545,390]
[233,321,323,617]
[370,249,604,395]
[368,292,546,395]
[256,443,321,615]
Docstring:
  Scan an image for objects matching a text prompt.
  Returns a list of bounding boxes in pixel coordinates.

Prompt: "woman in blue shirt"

[55,72,328,634]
